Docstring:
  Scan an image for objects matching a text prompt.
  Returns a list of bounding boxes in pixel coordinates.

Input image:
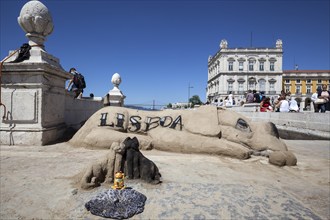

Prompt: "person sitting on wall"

[260,97,273,112]
[66,68,83,98]
[275,96,290,112]
[289,97,299,112]
[317,84,330,113]
[311,87,320,112]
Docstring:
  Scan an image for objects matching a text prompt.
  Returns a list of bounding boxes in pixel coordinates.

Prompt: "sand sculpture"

[80,137,161,189]
[80,141,125,189]
[71,105,297,166]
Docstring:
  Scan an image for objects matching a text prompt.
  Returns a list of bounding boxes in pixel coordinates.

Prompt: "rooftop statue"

[276,39,283,49]
[70,105,297,167]
[220,39,228,49]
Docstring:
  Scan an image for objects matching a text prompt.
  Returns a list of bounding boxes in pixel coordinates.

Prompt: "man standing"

[246,90,254,103]
[253,90,261,103]
[66,67,84,98]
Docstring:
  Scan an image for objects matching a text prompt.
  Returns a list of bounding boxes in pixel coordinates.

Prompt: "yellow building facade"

[282,70,330,109]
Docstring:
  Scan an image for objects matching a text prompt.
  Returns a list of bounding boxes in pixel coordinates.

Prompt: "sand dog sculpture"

[124,137,161,184]
[80,141,126,189]
[71,105,297,166]
[80,137,161,189]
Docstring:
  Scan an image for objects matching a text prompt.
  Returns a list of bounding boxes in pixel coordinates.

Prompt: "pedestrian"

[289,97,299,112]
[228,92,233,106]
[253,90,261,103]
[311,87,320,112]
[66,67,85,98]
[276,96,290,112]
[260,97,273,112]
[317,84,330,113]
[246,89,254,103]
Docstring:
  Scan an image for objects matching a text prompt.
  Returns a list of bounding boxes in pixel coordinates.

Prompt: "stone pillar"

[0,0,71,145]
[103,73,126,107]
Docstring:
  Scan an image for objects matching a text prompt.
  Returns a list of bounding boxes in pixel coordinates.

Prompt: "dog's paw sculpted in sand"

[71,105,297,167]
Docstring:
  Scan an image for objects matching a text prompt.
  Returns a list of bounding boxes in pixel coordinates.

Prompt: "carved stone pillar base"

[0,60,71,145]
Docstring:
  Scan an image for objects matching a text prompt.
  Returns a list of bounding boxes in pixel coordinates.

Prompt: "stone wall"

[232,108,330,140]
[64,94,103,129]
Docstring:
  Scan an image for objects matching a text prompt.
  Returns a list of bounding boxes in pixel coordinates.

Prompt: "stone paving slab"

[74,182,322,220]
[0,140,329,219]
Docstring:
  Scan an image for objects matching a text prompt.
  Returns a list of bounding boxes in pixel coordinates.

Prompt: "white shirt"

[228,94,233,106]
[311,92,318,102]
[289,99,299,111]
[280,100,290,112]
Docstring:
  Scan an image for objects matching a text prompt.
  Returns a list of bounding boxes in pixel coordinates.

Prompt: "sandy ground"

[0,140,329,219]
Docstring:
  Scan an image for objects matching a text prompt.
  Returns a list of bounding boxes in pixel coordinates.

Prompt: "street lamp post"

[188,82,193,107]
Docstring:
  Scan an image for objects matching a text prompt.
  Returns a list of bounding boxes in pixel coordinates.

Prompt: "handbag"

[315,98,326,104]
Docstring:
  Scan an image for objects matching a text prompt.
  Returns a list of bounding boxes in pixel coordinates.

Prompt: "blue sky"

[1,0,329,106]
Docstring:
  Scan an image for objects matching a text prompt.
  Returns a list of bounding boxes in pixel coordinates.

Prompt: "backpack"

[73,73,86,89]
[254,93,261,103]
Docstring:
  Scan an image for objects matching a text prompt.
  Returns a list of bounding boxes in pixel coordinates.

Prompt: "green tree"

[189,95,203,107]
[167,103,172,109]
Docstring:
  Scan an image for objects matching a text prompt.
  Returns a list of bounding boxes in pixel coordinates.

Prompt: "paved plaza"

[0,139,329,219]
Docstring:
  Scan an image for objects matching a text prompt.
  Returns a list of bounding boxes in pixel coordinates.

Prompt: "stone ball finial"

[111,73,122,88]
[18,0,54,49]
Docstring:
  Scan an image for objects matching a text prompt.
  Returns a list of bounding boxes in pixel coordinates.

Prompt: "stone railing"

[231,107,330,140]
[64,93,103,129]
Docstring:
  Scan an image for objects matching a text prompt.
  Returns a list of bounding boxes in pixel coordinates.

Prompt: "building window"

[259,62,264,71]
[270,83,275,91]
[228,82,233,92]
[296,85,301,94]
[306,79,311,83]
[249,61,254,71]
[285,85,290,93]
[285,79,290,83]
[296,79,301,84]
[238,82,244,93]
[228,62,233,71]
[248,81,255,90]
[306,85,311,94]
[259,79,266,92]
[270,62,275,71]
[317,79,322,84]
[239,62,243,71]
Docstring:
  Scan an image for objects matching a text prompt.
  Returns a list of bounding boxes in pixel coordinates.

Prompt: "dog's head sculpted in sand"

[70,106,297,166]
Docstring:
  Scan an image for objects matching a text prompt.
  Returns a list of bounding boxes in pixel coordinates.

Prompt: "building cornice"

[283,70,330,74]
[209,48,282,64]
